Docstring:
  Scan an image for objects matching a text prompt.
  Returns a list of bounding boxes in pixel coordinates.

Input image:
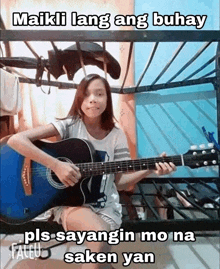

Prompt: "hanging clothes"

[0,69,22,116]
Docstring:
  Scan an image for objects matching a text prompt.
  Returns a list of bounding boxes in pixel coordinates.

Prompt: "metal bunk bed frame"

[0,30,220,236]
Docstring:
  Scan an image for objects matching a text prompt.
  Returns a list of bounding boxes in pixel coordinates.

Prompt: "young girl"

[7,74,176,269]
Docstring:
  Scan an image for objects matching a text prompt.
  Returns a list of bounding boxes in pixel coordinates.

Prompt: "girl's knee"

[63,207,110,232]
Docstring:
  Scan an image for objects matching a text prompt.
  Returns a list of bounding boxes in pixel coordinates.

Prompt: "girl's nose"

[89,94,96,103]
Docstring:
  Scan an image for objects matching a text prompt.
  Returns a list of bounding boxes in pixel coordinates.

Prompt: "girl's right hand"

[52,160,82,187]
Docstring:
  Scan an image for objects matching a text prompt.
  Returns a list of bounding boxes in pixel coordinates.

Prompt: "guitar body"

[1,137,218,224]
[0,138,96,224]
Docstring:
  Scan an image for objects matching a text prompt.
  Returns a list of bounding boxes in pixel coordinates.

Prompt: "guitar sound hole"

[51,173,61,184]
[47,157,74,189]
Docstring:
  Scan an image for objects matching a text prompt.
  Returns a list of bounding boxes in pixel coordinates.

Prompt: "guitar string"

[27,155,213,180]
[19,149,215,183]
[28,152,213,173]
[24,155,205,176]
[28,155,210,172]
[28,156,183,172]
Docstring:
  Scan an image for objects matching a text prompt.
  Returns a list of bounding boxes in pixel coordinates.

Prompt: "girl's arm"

[8,124,60,170]
[115,161,176,191]
[7,124,81,187]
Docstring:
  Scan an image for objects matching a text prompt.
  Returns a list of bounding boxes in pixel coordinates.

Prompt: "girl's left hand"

[154,152,176,176]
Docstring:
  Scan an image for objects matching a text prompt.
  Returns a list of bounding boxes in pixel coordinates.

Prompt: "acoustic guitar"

[0,138,218,224]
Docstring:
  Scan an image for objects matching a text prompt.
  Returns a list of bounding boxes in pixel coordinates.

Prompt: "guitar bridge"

[21,157,32,196]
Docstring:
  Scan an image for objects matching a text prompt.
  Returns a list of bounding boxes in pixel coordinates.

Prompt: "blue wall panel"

[134,0,219,178]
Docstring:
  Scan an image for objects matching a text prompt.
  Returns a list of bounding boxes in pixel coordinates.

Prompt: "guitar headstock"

[183,143,219,169]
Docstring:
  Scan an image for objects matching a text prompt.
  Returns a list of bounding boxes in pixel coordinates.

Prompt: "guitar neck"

[77,155,183,177]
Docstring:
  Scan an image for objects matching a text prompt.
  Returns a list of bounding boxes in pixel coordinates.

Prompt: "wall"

[134,0,219,178]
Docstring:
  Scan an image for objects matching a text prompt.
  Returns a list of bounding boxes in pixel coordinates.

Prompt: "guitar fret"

[126,160,129,172]
[77,155,183,177]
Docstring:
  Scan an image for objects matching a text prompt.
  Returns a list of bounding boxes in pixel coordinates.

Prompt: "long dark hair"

[68,74,115,131]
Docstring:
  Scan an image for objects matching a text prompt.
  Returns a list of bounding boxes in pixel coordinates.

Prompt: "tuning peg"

[212,160,217,165]
[190,145,197,150]
[199,144,206,149]
[208,143,214,148]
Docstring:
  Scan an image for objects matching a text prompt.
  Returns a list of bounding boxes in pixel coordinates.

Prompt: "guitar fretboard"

[76,155,183,178]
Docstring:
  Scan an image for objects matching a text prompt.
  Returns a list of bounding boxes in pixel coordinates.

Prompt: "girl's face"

[81,78,107,121]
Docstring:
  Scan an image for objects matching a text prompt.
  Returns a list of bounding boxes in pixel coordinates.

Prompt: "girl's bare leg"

[64,207,113,269]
